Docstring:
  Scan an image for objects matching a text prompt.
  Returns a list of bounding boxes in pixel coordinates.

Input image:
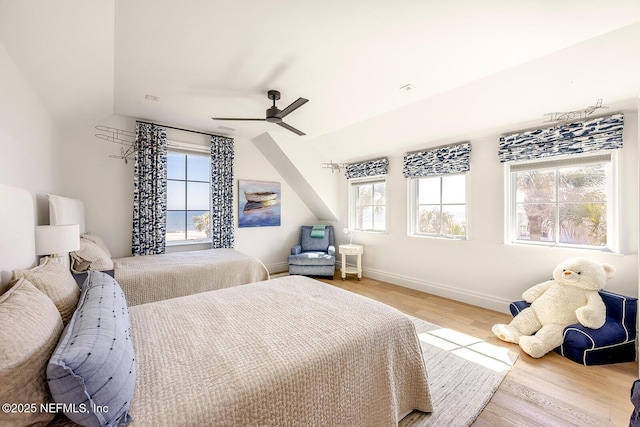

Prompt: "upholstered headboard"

[48,194,86,234]
[0,183,36,293]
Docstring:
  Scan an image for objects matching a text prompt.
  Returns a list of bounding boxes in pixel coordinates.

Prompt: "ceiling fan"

[212,90,309,136]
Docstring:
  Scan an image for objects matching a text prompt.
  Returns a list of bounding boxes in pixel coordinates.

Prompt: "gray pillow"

[47,271,135,427]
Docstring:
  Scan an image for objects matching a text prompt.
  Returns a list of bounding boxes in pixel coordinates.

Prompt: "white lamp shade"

[35,224,80,256]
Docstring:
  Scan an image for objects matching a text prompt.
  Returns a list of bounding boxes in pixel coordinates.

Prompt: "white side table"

[339,244,363,281]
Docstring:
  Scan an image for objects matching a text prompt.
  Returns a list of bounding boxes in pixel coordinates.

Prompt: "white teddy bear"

[492,257,615,358]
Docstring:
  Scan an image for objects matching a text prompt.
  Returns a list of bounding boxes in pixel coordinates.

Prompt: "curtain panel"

[402,142,471,178]
[345,157,389,179]
[210,135,235,249]
[132,123,167,255]
[498,113,624,163]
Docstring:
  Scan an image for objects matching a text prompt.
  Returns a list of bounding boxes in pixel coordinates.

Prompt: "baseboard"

[273,261,511,314]
[362,266,512,314]
[270,272,289,279]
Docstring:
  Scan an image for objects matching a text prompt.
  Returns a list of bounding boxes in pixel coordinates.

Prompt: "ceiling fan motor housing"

[266,106,282,122]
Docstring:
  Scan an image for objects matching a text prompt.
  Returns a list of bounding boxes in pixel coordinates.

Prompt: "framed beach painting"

[238,180,281,227]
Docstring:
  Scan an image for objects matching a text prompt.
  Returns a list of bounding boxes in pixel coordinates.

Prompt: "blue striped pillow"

[47,271,135,427]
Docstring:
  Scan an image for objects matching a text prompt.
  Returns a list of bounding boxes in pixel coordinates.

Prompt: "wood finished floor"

[314,274,637,427]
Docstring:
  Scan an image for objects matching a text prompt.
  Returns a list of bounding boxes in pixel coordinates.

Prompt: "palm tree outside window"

[350,179,386,232]
[508,153,613,249]
[412,173,467,239]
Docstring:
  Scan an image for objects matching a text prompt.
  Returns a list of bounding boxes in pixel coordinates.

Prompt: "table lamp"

[35,224,80,267]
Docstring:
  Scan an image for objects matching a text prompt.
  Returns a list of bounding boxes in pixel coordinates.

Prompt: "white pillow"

[82,232,112,258]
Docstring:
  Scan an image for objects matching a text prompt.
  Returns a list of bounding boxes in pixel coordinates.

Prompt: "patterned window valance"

[498,113,624,163]
[402,142,471,178]
[345,157,389,179]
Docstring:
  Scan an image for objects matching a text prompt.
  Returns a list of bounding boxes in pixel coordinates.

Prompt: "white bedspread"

[128,275,431,426]
[112,248,269,306]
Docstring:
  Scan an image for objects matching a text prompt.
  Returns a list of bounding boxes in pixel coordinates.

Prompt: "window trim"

[503,151,618,252]
[348,176,387,233]
[167,139,210,155]
[166,144,211,245]
[407,173,468,240]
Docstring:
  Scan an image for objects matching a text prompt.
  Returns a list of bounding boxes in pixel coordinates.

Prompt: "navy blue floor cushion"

[510,290,637,365]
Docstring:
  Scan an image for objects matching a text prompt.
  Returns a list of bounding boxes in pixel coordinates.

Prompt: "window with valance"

[346,158,388,232]
[403,142,471,239]
[501,114,624,250]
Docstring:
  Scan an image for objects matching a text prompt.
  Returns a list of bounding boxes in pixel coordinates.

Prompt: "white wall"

[57,115,135,257]
[235,132,317,272]
[334,109,639,313]
[0,41,62,224]
[58,115,316,272]
[268,132,341,220]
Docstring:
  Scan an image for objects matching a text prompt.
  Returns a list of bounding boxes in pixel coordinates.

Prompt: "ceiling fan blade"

[211,117,266,121]
[277,121,306,136]
[276,97,309,119]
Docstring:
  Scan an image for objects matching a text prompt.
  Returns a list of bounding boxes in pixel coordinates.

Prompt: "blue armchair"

[288,226,336,278]
[510,290,637,365]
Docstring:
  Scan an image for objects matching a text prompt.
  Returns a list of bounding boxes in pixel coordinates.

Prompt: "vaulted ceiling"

[1,0,639,162]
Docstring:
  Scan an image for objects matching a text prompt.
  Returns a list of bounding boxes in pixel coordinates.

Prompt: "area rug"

[401,316,519,427]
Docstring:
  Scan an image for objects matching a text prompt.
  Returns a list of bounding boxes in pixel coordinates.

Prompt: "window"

[350,178,386,232]
[507,153,614,249]
[409,173,467,239]
[166,151,210,242]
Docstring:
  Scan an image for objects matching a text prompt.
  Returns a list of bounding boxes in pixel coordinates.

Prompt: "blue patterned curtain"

[345,157,389,179]
[403,142,471,178]
[210,135,235,248]
[498,113,624,163]
[132,123,167,255]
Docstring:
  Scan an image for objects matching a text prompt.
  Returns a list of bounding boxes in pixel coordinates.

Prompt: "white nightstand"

[339,244,364,281]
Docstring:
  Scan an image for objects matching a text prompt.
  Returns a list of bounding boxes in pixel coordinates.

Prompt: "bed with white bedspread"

[47,194,269,305]
[52,273,431,426]
[112,247,268,306]
[0,183,432,426]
